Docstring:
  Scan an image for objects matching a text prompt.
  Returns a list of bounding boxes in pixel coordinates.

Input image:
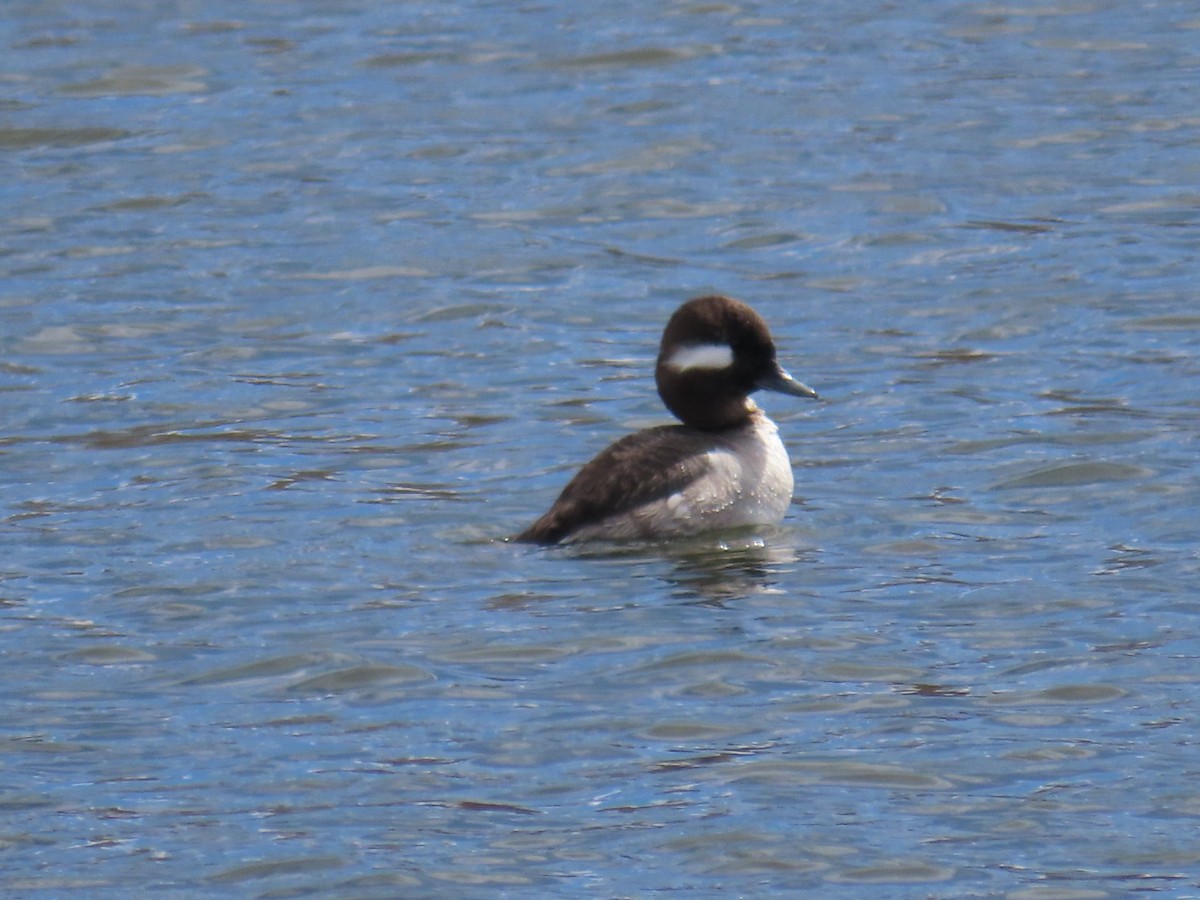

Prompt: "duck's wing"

[516,425,714,544]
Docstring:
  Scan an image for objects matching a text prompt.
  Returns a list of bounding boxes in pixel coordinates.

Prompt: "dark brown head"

[654,295,817,430]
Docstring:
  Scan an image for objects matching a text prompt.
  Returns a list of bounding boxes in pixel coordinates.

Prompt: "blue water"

[3,1,1200,896]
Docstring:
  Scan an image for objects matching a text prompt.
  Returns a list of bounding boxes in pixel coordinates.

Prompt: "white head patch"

[665,342,734,372]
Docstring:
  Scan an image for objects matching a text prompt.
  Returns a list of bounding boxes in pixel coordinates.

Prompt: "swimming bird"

[518,295,818,544]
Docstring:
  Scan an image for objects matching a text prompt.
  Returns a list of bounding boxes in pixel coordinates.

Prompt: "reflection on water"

[3,0,1200,895]
[562,530,811,605]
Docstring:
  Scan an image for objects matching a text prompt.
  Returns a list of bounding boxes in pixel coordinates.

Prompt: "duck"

[517,295,818,544]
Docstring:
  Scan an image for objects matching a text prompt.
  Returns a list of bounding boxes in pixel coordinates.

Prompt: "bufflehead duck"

[518,295,818,544]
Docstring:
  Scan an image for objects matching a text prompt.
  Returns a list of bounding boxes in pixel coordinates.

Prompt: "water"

[3,0,1200,896]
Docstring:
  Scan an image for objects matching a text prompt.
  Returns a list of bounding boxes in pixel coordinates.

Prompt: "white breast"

[571,412,795,541]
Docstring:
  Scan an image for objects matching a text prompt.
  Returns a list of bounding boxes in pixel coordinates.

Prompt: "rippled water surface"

[4,0,1200,896]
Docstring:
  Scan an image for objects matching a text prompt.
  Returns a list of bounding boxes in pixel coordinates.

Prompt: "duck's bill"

[756,366,819,399]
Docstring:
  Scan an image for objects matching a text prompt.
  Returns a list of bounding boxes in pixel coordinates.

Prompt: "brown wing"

[516,425,714,544]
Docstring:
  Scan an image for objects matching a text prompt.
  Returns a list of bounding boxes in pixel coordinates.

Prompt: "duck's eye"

[664,343,734,372]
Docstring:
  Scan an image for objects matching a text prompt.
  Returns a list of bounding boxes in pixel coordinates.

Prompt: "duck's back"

[517,411,793,544]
